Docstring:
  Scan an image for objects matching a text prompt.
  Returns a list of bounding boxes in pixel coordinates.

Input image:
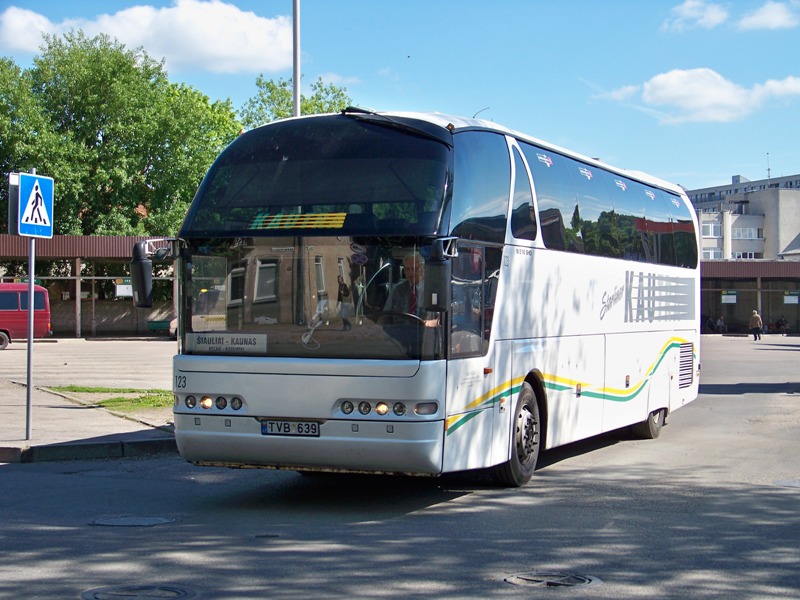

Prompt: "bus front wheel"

[491,382,540,487]
[0,332,9,350]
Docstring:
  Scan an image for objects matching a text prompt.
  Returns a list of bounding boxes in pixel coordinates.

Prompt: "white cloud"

[317,72,361,86]
[606,68,800,124]
[738,1,799,30]
[0,0,293,74]
[661,0,728,31]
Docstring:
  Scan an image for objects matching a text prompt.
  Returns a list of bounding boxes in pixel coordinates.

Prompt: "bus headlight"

[185,395,197,408]
[375,402,389,416]
[341,401,354,415]
[215,396,227,410]
[393,402,407,416]
[358,401,371,415]
[231,397,243,410]
[200,396,214,410]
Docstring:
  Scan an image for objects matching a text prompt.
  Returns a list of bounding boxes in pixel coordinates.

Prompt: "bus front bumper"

[174,413,444,475]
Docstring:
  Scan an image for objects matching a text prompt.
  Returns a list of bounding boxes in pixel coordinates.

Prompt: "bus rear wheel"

[632,408,665,439]
[0,332,9,350]
[491,382,540,487]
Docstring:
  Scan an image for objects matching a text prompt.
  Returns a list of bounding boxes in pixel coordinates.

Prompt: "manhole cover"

[91,517,175,527]
[774,479,800,489]
[81,584,194,599]
[505,571,603,588]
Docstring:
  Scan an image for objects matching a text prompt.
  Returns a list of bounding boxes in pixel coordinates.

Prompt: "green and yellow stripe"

[445,336,693,436]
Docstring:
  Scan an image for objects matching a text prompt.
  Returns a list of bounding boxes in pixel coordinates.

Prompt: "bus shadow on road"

[699,382,800,395]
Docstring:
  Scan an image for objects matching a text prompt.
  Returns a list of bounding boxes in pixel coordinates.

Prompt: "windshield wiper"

[342,106,453,149]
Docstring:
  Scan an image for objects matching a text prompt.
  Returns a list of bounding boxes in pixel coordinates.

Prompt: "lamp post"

[293,0,300,117]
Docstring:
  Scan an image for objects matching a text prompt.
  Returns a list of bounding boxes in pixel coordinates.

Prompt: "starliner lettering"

[599,285,624,320]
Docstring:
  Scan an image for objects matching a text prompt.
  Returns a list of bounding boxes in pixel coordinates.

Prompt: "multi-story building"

[686,175,800,334]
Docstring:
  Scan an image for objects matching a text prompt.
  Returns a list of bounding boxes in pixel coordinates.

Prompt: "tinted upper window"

[449,131,510,244]
[181,115,452,237]
[521,141,697,268]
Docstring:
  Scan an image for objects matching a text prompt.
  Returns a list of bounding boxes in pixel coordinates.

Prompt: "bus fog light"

[230,397,243,410]
[375,402,389,416]
[185,395,197,409]
[215,396,227,410]
[393,402,407,416]
[200,396,214,410]
[415,402,438,415]
[341,401,354,414]
[358,401,371,415]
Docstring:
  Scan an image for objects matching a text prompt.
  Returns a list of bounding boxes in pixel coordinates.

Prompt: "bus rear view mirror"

[130,241,154,308]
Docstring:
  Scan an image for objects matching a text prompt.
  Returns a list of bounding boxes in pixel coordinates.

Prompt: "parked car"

[0,283,52,349]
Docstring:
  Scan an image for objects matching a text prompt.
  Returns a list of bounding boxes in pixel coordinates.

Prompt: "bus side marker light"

[415,402,438,415]
[625,375,630,388]
[499,396,507,413]
[576,384,582,397]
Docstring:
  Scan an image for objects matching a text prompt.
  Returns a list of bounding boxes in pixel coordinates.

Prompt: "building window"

[703,249,723,260]
[228,266,245,306]
[702,223,722,237]
[254,260,277,302]
[314,256,326,294]
[732,227,757,239]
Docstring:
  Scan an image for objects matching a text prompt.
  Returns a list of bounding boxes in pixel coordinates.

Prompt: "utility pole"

[293,0,300,117]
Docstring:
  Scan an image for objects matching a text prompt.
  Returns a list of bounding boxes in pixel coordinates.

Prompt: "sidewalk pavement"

[0,379,176,463]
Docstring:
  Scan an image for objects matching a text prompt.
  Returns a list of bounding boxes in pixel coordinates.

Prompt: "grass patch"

[50,385,173,412]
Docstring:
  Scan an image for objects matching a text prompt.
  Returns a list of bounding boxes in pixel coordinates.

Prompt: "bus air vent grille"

[678,342,694,388]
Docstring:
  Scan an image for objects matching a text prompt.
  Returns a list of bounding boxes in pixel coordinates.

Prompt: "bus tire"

[0,331,9,350]
[491,382,540,487]
[632,408,665,439]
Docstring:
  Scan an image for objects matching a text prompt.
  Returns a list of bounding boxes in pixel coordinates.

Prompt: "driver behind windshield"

[383,252,439,328]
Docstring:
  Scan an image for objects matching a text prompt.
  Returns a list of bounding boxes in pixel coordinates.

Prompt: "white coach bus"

[132,108,700,486]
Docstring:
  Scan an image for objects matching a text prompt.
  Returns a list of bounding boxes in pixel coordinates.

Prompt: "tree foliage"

[239,75,351,129]
[0,31,241,237]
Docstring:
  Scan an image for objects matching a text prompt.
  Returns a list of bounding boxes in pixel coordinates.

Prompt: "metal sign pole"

[26,236,35,440]
[25,166,37,440]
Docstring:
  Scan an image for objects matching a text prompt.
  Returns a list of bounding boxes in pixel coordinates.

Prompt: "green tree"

[239,75,351,129]
[23,31,241,236]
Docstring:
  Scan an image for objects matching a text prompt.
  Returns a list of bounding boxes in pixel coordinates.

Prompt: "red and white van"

[0,283,52,349]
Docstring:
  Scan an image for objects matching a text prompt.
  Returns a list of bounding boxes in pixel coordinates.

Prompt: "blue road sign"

[17,173,54,239]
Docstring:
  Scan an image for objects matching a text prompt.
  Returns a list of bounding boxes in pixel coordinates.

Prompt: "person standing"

[337,275,352,331]
[749,309,763,341]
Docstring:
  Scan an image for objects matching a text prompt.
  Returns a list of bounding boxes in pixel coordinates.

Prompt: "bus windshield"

[180,114,452,238]
[179,236,445,360]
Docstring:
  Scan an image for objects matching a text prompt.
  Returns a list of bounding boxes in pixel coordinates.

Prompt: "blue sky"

[1,0,799,190]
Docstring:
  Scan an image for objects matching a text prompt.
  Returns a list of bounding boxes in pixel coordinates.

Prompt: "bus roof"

[278,109,686,198]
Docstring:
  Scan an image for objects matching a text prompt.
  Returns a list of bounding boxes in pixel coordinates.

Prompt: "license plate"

[261,420,320,437]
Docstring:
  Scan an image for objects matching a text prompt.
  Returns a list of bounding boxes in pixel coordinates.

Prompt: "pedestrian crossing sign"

[17,173,54,238]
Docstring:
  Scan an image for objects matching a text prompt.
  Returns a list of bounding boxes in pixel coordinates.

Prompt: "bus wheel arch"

[0,331,9,350]
[490,373,545,487]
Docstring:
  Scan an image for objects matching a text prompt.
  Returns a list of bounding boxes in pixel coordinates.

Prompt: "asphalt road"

[0,335,798,599]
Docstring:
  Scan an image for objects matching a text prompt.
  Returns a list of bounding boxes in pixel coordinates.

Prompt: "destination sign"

[186,333,267,355]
